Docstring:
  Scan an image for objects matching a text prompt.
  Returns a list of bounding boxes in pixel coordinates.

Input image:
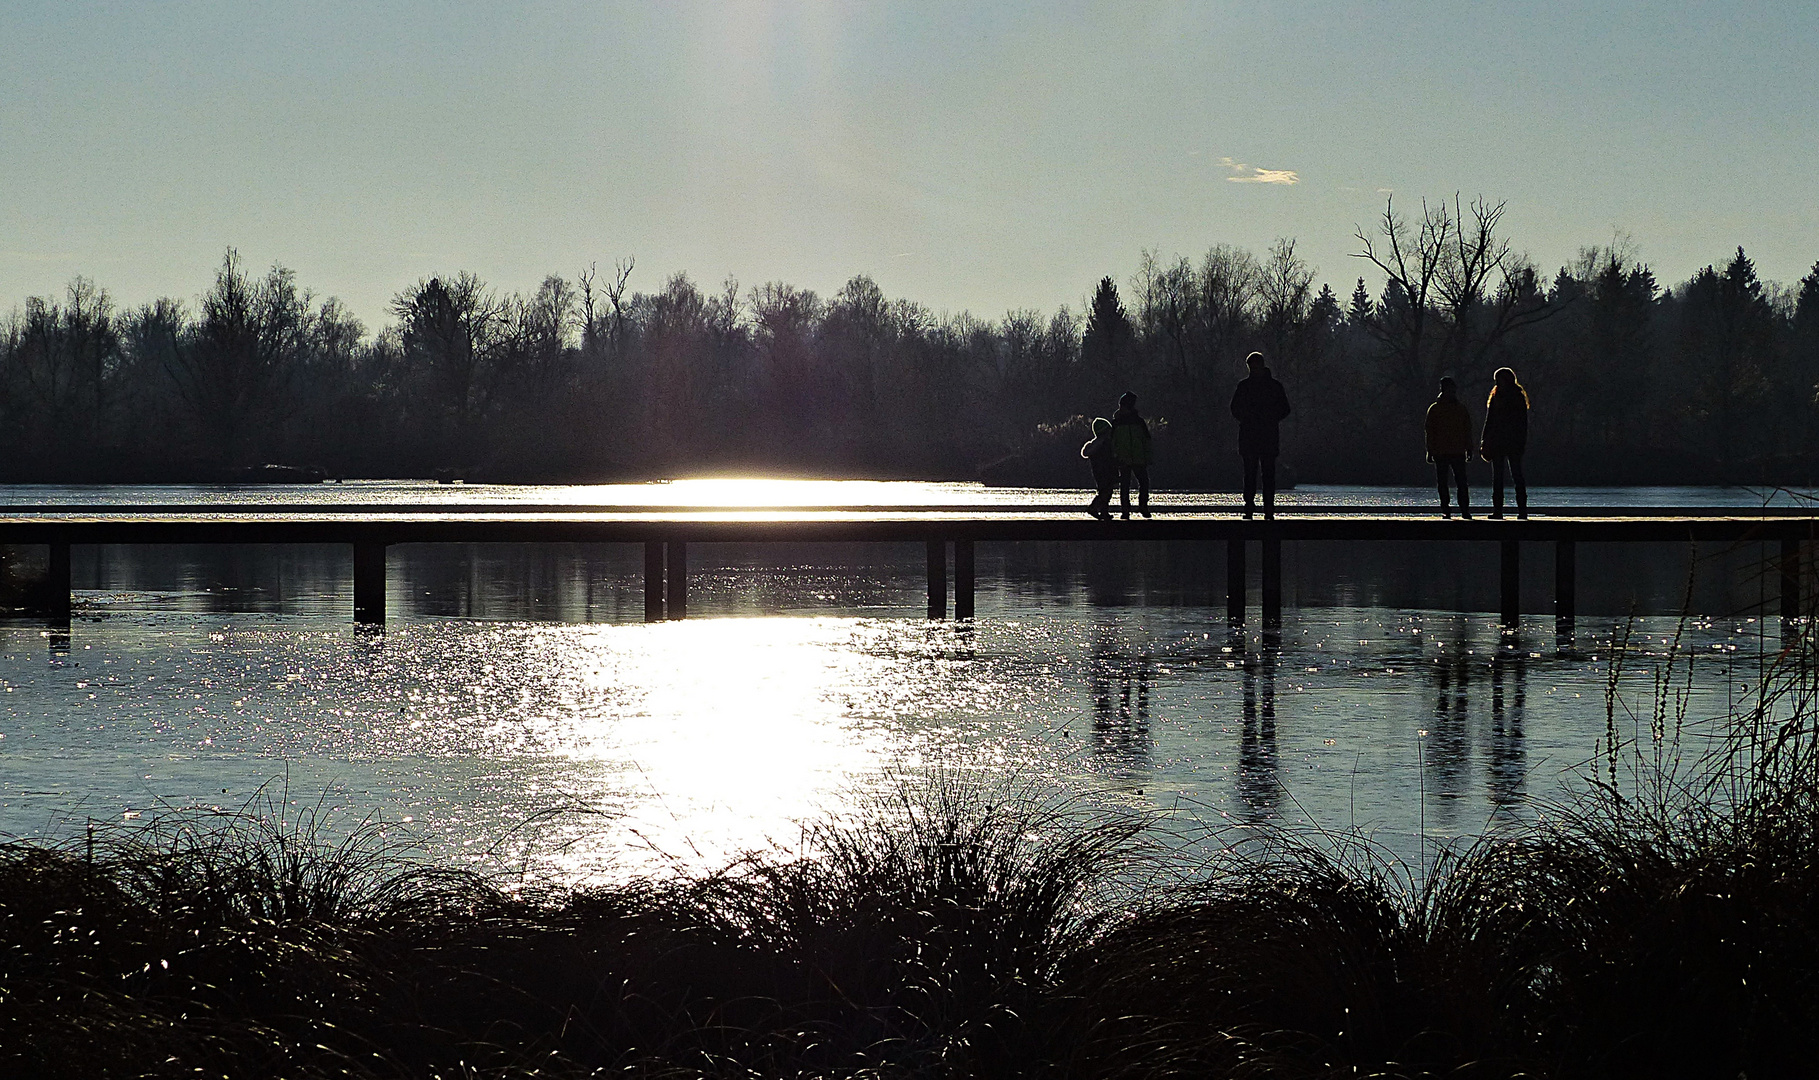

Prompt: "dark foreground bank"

[4,723,1817,1080]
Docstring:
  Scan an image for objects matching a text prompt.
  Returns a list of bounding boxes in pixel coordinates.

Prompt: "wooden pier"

[0,504,1813,628]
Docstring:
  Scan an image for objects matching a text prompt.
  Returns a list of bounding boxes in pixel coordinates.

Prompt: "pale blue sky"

[3,1,1816,327]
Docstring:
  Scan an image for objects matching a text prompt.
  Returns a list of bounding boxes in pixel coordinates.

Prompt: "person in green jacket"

[1111,392,1153,520]
[1424,376,1473,518]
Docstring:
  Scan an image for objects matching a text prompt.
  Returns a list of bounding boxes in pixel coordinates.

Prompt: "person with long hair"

[1480,367,1529,519]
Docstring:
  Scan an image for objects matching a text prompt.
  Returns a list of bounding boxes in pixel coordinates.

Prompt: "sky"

[3,1,1817,330]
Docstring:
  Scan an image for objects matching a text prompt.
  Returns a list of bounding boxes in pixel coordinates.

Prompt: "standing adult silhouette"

[1110,392,1153,520]
[1480,367,1529,519]
[1229,351,1292,520]
[1425,376,1473,518]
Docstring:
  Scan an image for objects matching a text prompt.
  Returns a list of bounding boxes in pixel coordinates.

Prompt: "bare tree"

[1356,196,1559,409]
[1135,250,1198,383]
[514,274,578,393]
[1437,196,1559,374]
[824,275,891,426]
[606,257,634,362]
[161,251,323,465]
[577,257,637,374]
[10,277,119,449]
[1353,197,1452,404]
[578,263,602,361]
[1259,238,1316,379]
[391,272,506,436]
[1198,244,1261,380]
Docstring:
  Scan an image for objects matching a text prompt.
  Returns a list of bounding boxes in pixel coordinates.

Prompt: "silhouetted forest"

[5,198,1818,486]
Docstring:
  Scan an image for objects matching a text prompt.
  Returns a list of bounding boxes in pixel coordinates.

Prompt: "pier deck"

[1,505,1813,626]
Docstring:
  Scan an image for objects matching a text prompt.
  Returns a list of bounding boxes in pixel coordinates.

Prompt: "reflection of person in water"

[1089,628,1154,765]
[1424,633,1472,824]
[1237,632,1280,822]
[1487,645,1527,813]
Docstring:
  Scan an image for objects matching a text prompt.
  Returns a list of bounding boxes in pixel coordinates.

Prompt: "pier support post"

[1261,537,1282,624]
[1555,540,1576,631]
[644,542,665,622]
[353,541,386,625]
[666,541,687,620]
[1500,540,1520,628]
[47,541,71,626]
[926,539,947,619]
[1781,538,1801,622]
[1226,539,1246,624]
[954,539,975,619]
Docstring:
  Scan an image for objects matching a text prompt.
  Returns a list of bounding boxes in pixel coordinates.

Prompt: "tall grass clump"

[1485,609,1819,1079]
[0,782,1153,1078]
[0,801,494,1078]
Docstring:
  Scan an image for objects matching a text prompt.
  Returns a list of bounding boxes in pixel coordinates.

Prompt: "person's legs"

[1492,456,1508,516]
[1435,461,1452,515]
[1119,466,1133,518]
[1261,455,1277,518]
[1453,458,1472,517]
[1136,466,1150,517]
[1090,483,1111,517]
[1511,455,1527,516]
[1242,455,1260,516]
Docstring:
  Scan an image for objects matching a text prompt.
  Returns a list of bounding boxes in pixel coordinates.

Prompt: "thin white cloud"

[1217,156,1300,185]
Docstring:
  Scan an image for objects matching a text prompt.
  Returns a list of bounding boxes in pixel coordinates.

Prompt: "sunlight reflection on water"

[0,481,1800,881]
[0,603,1779,883]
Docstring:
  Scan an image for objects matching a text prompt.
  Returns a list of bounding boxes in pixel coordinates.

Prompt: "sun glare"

[639,478,982,507]
[554,617,902,873]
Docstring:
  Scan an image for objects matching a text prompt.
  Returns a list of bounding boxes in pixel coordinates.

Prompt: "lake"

[0,481,1804,880]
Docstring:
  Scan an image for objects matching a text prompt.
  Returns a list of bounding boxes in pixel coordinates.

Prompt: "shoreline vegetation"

[5,624,1818,1079]
[4,203,1818,489]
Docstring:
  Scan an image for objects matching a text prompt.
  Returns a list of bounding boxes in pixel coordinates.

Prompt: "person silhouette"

[1111,392,1153,519]
[1480,367,1529,519]
[1229,351,1291,520]
[1080,417,1117,520]
[1425,376,1473,518]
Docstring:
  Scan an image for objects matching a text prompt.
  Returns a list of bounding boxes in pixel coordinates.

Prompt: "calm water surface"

[0,481,1801,880]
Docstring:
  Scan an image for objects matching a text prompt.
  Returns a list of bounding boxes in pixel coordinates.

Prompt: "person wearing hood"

[1229,351,1292,520]
[1480,367,1530,519]
[1425,376,1473,518]
[1080,417,1117,520]
[1111,392,1153,519]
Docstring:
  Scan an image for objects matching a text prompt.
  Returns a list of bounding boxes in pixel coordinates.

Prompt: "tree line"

[5,198,1818,487]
